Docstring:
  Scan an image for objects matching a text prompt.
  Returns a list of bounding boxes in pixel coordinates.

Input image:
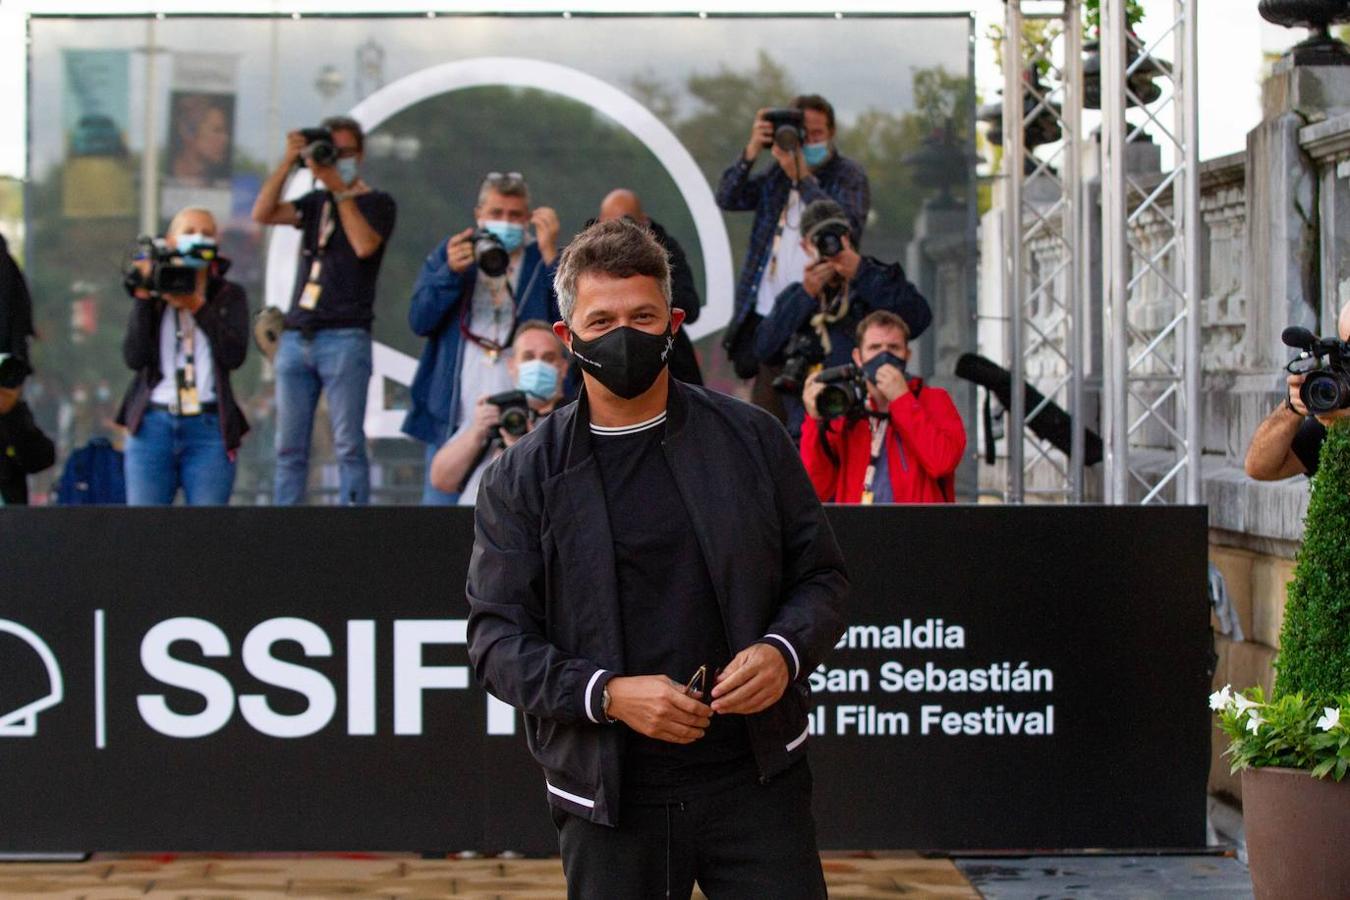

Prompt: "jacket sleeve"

[753,284,816,362]
[466,454,610,725]
[0,402,55,475]
[798,413,845,502]
[799,161,870,242]
[716,156,766,212]
[666,235,702,325]
[851,257,933,339]
[889,387,966,479]
[408,246,470,338]
[122,299,161,371]
[757,413,849,681]
[194,281,249,372]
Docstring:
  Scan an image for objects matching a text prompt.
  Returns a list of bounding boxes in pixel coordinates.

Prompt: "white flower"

[1316,707,1341,731]
[1246,712,1265,733]
[1233,693,1262,718]
[1209,685,1234,711]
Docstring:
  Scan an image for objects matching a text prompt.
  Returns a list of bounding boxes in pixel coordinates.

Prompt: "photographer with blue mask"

[116,207,250,506]
[404,172,561,504]
[427,320,568,506]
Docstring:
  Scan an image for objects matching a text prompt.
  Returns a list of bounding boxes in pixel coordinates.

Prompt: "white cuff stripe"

[583,669,607,725]
[546,780,596,809]
[786,724,810,753]
[763,634,800,679]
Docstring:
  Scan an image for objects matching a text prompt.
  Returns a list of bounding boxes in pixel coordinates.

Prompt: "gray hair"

[477,171,530,208]
[553,218,672,324]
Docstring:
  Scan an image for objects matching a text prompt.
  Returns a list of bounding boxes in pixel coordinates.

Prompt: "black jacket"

[466,379,848,826]
[0,233,35,361]
[115,276,250,452]
[0,401,55,505]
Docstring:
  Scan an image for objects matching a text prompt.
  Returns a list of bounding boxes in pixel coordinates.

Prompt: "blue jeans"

[125,409,235,505]
[421,440,460,506]
[274,328,372,505]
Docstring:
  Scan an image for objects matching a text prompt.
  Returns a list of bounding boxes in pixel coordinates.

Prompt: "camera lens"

[1304,373,1349,415]
[774,124,801,151]
[475,237,510,278]
[500,407,529,438]
[817,384,852,419]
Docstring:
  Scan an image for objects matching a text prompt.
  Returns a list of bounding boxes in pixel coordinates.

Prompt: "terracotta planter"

[1242,766,1350,899]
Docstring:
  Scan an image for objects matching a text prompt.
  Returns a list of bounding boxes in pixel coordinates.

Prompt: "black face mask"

[862,351,907,384]
[569,322,674,400]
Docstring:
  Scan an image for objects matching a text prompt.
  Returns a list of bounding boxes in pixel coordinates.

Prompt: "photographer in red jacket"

[801,309,965,503]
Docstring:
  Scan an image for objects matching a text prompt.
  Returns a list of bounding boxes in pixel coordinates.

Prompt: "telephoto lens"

[472,230,511,278]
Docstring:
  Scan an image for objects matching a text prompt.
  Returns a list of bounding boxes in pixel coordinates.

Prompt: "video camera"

[471,229,511,278]
[773,332,825,396]
[0,354,31,390]
[487,390,534,439]
[122,236,216,299]
[297,127,339,168]
[1284,326,1350,414]
[762,108,805,151]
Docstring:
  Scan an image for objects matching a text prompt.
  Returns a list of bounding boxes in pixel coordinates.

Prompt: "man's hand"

[802,371,826,421]
[827,234,862,282]
[606,675,712,744]
[532,207,561,265]
[711,643,790,715]
[744,108,772,162]
[1288,373,1310,417]
[446,227,476,274]
[801,260,834,299]
[772,141,808,182]
[872,362,910,405]
[0,384,21,416]
[283,130,306,168]
[470,396,501,439]
[164,292,204,313]
[308,158,346,194]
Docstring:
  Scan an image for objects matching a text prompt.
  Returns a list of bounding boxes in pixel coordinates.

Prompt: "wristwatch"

[601,686,616,724]
[333,189,359,203]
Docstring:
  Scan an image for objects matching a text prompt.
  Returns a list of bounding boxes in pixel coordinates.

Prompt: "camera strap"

[460,278,518,364]
[766,189,801,281]
[859,414,889,505]
[316,196,338,256]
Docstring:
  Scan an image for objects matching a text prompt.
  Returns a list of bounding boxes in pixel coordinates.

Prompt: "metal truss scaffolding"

[1099,0,1201,504]
[1002,0,1085,502]
[1002,0,1200,505]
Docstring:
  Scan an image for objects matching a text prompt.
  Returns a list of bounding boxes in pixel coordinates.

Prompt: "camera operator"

[115,207,250,506]
[251,116,397,505]
[800,310,965,503]
[1245,303,1350,481]
[755,198,932,442]
[403,171,560,505]
[427,320,567,506]
[1,231,35,363]
[717,94,870,418]
[597,188,703,385]
[0,354,55,506]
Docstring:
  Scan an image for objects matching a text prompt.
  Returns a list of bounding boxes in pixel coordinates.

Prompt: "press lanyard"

[766,189,800,281]
[460,275,517,364]
[316,197,338,257]
[859,415,888,506]
[171,308,202,416]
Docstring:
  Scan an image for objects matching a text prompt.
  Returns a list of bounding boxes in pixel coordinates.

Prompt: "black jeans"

[553,761,827,900]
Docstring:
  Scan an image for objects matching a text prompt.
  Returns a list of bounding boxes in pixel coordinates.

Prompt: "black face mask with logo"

[569,321,674,400]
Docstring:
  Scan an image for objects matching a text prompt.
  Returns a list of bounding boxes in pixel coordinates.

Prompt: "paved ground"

[957,854,1253,899]
[0,854,981,898]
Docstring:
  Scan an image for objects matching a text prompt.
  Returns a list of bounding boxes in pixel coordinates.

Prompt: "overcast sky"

[0,1,1303,179]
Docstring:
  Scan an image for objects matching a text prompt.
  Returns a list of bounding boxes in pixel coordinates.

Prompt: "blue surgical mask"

[174,233,217,268]
[483,220,525,253]
[863,350,907,384]
[516,359,559,401]
[336,157,359,185]
[802,141,831,168]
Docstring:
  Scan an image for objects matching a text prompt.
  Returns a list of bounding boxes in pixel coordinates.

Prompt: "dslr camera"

[761,108,805,151]
[297,127,339,168]
[1284,325,1350,414]
[487,390,534,439]
[470,229,511,278]
[773,332,825,395]
[122,236,215,299]
[813,363,869,420]
[810,220,850,259]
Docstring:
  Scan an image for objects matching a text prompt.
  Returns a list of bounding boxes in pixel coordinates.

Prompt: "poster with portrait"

[161,53,237,223]
[60,49,134,218]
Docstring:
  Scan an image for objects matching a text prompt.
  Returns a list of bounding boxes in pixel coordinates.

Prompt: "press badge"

[178,384,202,416]
[299,260,323,310]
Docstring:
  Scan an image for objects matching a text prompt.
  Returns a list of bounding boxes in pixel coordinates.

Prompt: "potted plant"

[1081,0,1164,109]
[979,21,1064,175]
[1212,421,1350,899]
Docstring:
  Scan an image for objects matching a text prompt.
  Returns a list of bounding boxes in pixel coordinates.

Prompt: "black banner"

[0,506,1210,852]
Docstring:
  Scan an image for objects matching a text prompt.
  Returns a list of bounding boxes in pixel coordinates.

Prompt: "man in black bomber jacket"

[466,218,848,899]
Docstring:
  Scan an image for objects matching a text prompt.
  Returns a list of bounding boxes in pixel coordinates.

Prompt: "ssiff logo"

[0,619,64,737]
